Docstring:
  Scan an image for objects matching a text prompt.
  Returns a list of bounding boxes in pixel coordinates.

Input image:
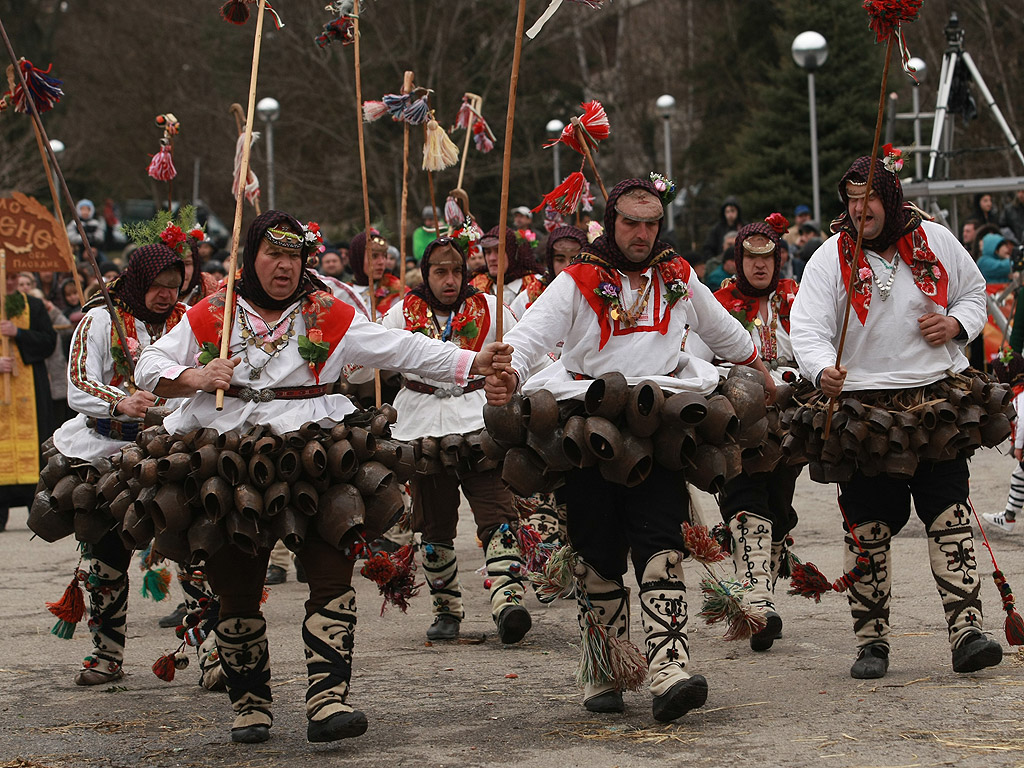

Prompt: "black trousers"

[89,529,133,573]
[562,463,689,582]
[719,465,802,542]
[838,458,969,534]
[204,531,355,618]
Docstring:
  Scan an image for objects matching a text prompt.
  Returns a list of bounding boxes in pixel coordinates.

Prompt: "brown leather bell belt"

[568,370,673,381]
[224,385,329,403]
[403,379,485,398]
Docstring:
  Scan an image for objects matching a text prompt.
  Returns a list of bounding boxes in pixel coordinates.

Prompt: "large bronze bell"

[217,451,247,485]
[501,447,549,497]
[980,412,1012,446]
[215,429,241,452]
[153,527,192,563]
[276,448,302,483]
[720,442,743,482]
[373,439,400,469]
[187,516,226,564]
[225,512,260,557]
[145,432,173,459]
[248,453,276,490]
[301,440,328,480]
[200,475,233,521]
[652,425,697,471]
[264,481,291,517]
[327,439,358,481]
[363,485,405,540]
[598,435,654,488]
[583,416,625,461]
[271,506,309,552]
[688,445,727,494]
[120,502,155,550]
[109,489,133,524]
[483,398,526,445]
[625,380,665,438]
[70,481,97,518]
[661,391,708,427]
[721,375,766,425]
[696,396,739,445]
[562,415,597,468]
[480,430,510,461]
[234,483,264,521]
[192,427,220,449]
[97,471,125,504]
[349,427,378,461]
[331,423,351,443]
[393,443,418,482]
[157,453,191,484]
[315,484,365,549]
[27,490,74,542]
[527,428,573,473]
[522,390,560,436]
[151,484,192,533]
[293,481,320,516]
[133,458,159,488]
[584,372,629,419]
[50,474,82,514]
[190,443,220,480]
[352,461,394,496]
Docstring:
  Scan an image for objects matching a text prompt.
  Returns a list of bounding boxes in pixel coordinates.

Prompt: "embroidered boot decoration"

[422,542,463,640]
[641,550,708,722]
[847,521,891,679]
[217,614,272,744]
[74,555,128,686]
[486,524,532,644]
[730,512,782,651]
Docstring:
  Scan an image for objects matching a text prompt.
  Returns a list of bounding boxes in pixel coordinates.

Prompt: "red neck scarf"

[838,226,948,325]
[714,278,798,334]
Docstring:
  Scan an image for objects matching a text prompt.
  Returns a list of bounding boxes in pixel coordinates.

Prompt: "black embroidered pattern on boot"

[217,615,272,743]
[75,559,128,685]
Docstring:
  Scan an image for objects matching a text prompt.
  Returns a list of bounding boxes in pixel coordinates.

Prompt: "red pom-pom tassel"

[152,653,177,682]
[788,561,833,603]
[47,572,86,639]
[533,171,587,216]
[360,544,422,615]
[220,0,250,25]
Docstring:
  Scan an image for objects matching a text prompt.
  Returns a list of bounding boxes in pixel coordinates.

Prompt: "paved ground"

[2,446,1024,768]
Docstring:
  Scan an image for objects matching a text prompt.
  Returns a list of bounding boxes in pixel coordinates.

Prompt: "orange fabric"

[0,302,38,485]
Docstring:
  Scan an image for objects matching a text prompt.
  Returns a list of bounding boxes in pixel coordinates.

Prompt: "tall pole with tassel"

[399,71,414,290]
[495,0,529,342]
[215,0,268,410]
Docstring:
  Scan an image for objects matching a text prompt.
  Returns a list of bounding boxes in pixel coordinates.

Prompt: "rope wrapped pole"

[215,0,269,410]
[495,0,529,342]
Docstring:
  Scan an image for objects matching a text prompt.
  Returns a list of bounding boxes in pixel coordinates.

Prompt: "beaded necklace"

[755,294,780,363]
[238,303,303,381]
[867,252,898,301]
[610,275,653,327]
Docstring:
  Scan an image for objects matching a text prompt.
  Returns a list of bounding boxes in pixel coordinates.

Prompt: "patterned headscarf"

[349,229,387,287]
[412,237,479,312]
[733,220,785,298]
[544,225,587,281]
[236,210,322,311]
[101,243,184,324]
[482,225,534,282]
[831,156,921,252]
[576,178,674,272]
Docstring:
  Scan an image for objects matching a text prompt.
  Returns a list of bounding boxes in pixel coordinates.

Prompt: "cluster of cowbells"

[781,373,1015,483]
[405,431,498,476]
[482,367,788,496]
[28,406,413,563]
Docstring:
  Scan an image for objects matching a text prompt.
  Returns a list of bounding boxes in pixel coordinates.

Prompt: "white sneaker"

[983,512,1017,534]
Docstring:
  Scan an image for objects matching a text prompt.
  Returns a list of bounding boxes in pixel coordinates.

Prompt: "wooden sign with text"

[0,192,73,272]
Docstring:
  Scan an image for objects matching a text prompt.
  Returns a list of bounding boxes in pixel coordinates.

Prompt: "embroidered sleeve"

[67,314,127,415]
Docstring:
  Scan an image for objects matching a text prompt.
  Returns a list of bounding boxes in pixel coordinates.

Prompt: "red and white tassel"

[532,170,587,216]
[472,120,494,153]
[422,119,459,172]
[148,144,176,182]
[362,100,388,123]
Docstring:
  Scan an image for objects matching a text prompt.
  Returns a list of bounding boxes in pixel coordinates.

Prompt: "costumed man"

[134,210,510,745]
[471,226,543,307]
[509,224,588,549]
[0,272,57,531]
[485,178,775,722]
[380,237,528,643]
[711,215,802,652]
[342,229,405,317]
[789,154,1003,679]
[50,244,192,686]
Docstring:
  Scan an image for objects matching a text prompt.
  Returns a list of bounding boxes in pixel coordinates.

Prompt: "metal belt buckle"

[239,386,276,403]
[450,386,464,397]
[433,387,451,399]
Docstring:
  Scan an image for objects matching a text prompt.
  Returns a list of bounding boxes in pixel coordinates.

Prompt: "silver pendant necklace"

[868,254,898,301]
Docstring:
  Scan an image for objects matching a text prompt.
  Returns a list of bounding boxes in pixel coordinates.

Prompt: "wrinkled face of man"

[255,238,304,302]
[145,267,183,315]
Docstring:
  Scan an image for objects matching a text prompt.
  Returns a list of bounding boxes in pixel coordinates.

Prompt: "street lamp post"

[792,31,829,225]
[256,96,280,210]
[655,94,677,233]
[908,57,928,181]
[545,118,565,188]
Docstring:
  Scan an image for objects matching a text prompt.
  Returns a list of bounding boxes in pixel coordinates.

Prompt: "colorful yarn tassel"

[422,119,459,172]
[575,609,614,687]
[360,544,421,615]
[532,170,587,216]
[403,96,430,126]
[362,100,388,123]
[607,635,648,692]
[382,93,409,119]
[1,60,63,114]
[515,522,553,573]
[46,570,86,639]
[543,100,610,154]
[152,652,178,682]
[788,556,870,603]
[147,145,176,182]
[683,522,727,565]
[698,576,752,629]
[528,544,579,601]
[140,566,172,602]
[472,120,494,153]
[993,570,1024,646]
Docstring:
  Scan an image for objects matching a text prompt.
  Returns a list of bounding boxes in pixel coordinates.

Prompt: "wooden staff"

[0,249,9,404]
[456,92,481,190]
[215,0,268,411]
[495,0,529,342]
[229,102,262,216]
[351,9,382,407]
[29,119,85,309]
[399,71,414,288]
[0,30,134,383]
[571,116,608,201]
[823,34,896,439]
